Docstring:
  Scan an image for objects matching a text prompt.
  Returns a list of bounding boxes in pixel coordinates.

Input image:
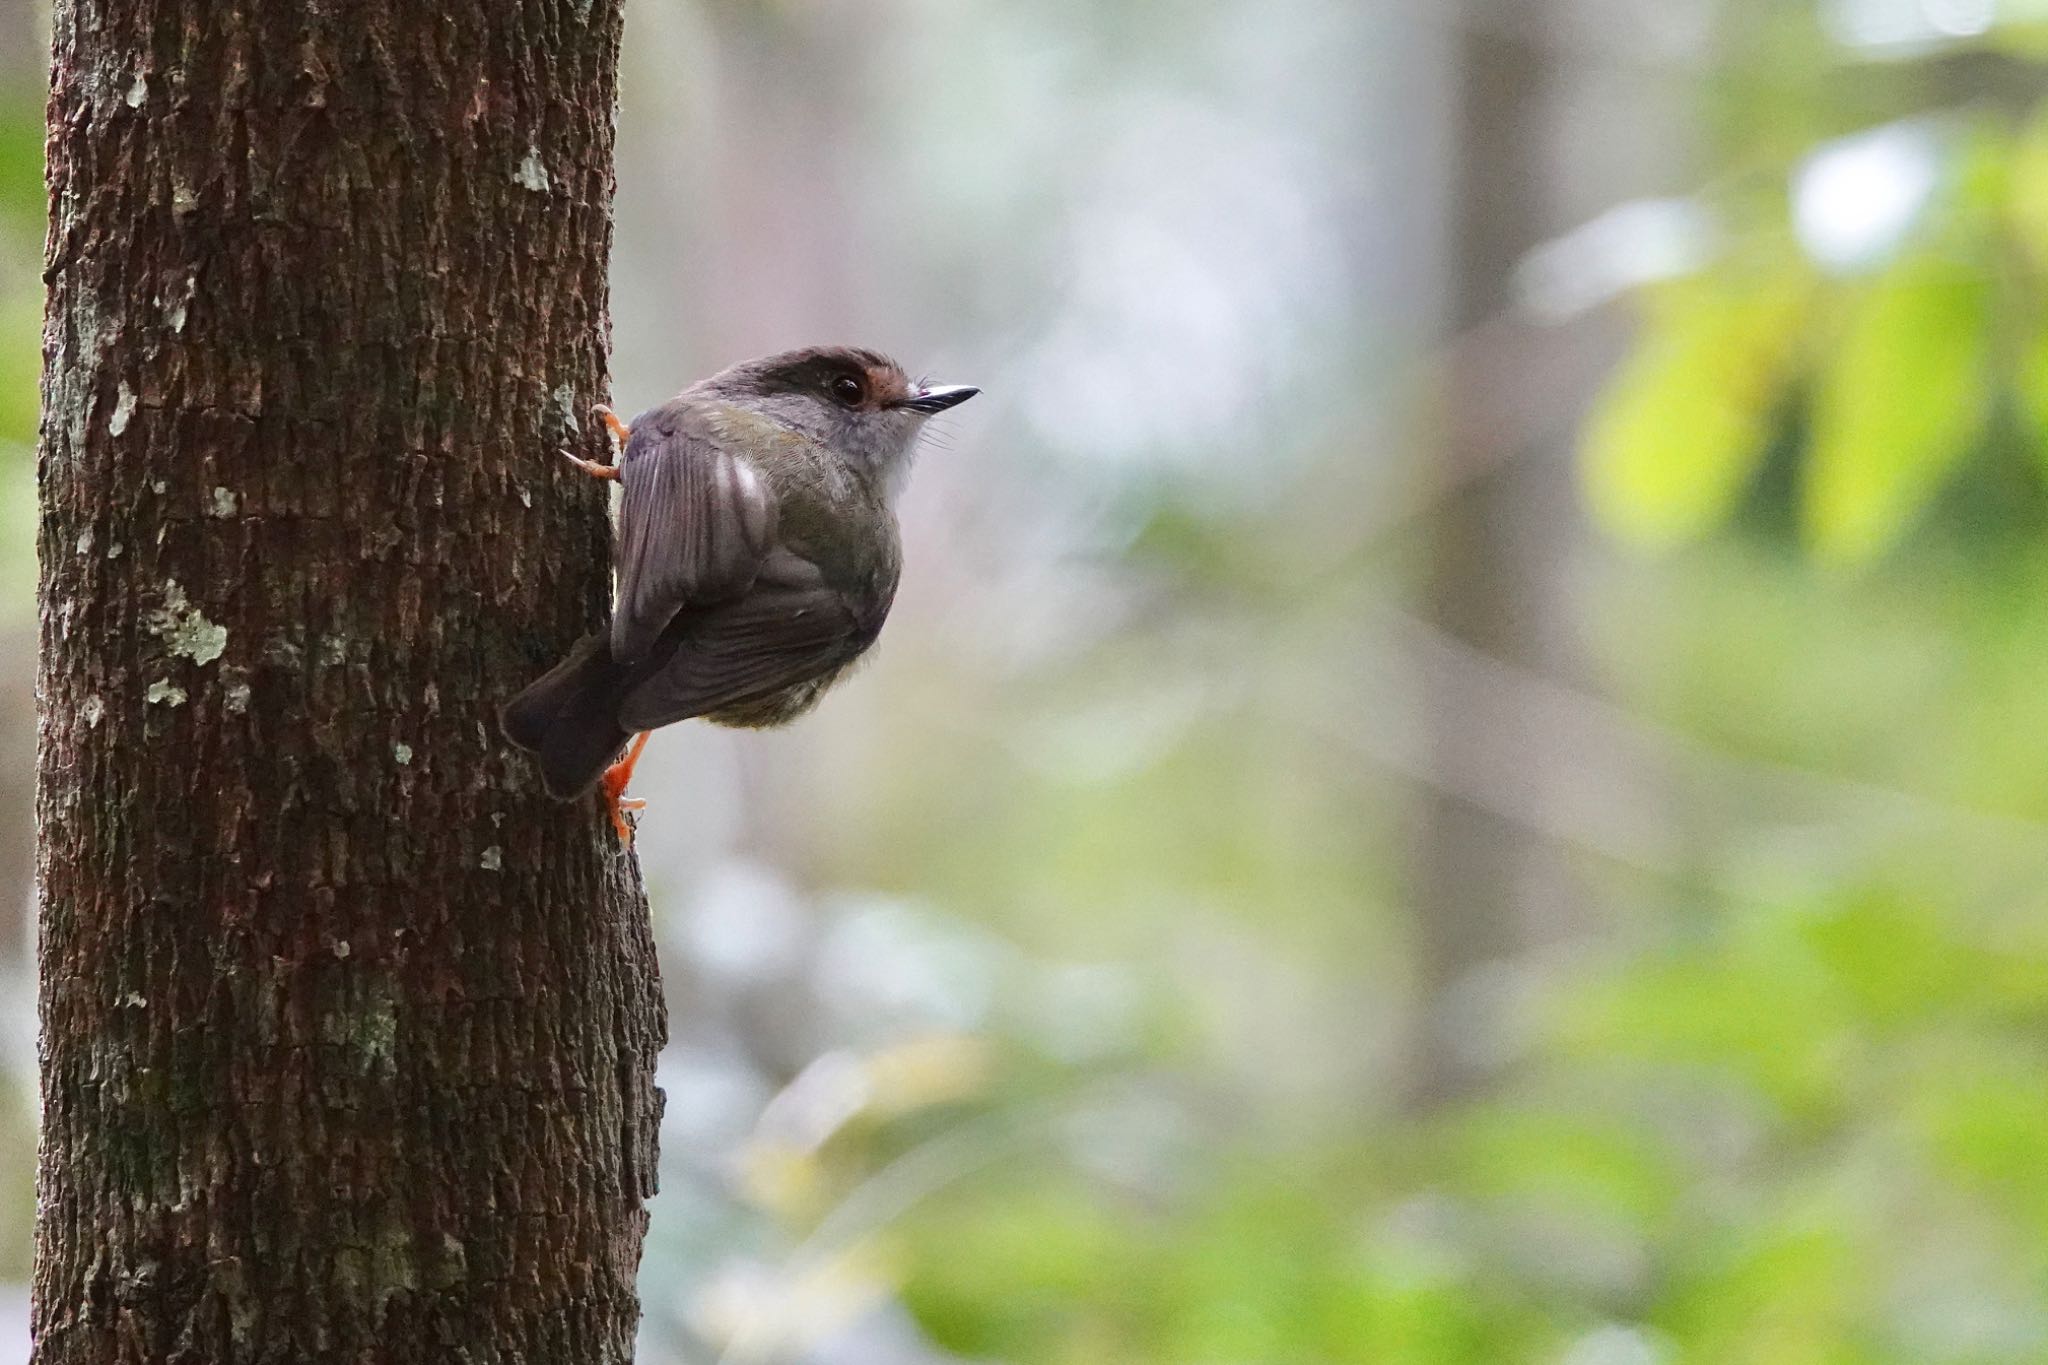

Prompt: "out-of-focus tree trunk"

[33,4,663,1361]
[1408,15,1579,1107]
[1407,9,1682,1106]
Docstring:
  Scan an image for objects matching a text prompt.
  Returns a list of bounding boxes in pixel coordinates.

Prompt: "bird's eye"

[830,375,865,406]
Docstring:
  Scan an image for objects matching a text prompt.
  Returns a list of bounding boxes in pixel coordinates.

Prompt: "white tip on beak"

[900,384,979,414]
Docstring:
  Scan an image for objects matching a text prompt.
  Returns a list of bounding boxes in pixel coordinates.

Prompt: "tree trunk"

[1407,15,1576,1107]
[1407,11,1673,1106]
[33,4,663,1362]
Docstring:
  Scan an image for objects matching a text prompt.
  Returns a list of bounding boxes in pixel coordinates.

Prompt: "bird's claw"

[559,447,620,481]
[600,731,651,845]
[559,403,628,481]
[593,403,630,455]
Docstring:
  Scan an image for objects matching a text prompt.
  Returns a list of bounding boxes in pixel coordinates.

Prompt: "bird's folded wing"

[612,406,778,665]
[617,555,869,732]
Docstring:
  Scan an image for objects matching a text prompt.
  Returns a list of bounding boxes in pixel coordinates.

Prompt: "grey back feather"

[611,400,778,665]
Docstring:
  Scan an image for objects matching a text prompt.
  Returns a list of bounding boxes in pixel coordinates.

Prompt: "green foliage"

[0,88,41,239]
[2005,106,2048,270]
[709,532,2048,1365]
[0,85,43,630]
[1579,60,2048,568]
[894,1163,1543,1365]
[1582,271,1807,550]
[0,286,35,446]
[1805,259,1992,563]
[1584,227,2015,568]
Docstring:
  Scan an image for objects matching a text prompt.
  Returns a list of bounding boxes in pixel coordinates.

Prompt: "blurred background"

[11,0,2048,1360]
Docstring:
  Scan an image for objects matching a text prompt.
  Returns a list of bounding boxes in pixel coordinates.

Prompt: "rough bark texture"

[33,4,663,1362]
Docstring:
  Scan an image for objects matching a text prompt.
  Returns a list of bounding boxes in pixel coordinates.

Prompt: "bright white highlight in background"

[1515,198,1717,321]
[1793,120,1942,273]
[1826,0,1996,46]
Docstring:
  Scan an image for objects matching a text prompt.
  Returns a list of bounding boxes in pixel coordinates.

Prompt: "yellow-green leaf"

[2017,327,2048,462]
[1580,273,1806,550]
[2008,104,2048,270]
[1803,258,1991,565]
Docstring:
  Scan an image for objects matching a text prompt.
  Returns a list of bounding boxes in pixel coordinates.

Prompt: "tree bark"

[33,4,663,1362]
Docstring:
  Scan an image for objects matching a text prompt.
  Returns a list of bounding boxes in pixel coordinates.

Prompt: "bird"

[502,346,979,842]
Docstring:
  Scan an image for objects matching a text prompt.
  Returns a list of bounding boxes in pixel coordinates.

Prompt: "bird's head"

[704,346,978,494]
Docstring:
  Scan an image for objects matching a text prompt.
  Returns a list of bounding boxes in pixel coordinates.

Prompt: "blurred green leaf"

[0,285,40,446]
[1991,18,2048,71]
[1452,1106,1675,1226]
[1580,272,1806,551]
[1804,258,1992,565]
[1915,1048,2048,1240]
[1556,908,1853,1121]
[1799,892,1977,1025]
[0,88,43,236]
[1666,1218,1877,1365]
[2016,327,2048,467]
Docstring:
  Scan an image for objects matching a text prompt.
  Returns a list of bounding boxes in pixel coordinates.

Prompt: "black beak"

[899,384,980,414]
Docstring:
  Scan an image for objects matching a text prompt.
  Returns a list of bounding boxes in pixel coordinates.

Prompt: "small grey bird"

[503,346,978,838]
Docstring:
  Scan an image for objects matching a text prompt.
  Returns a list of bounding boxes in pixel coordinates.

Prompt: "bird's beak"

[899,384,980,414]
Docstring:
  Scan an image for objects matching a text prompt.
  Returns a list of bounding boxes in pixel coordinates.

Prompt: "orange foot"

[601,731,651,844]
[560,449,620,480]
[559,404,631,480]
[594,403,631,450]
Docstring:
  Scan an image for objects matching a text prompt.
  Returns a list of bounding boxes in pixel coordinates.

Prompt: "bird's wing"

[612,403,778,665]
[616,551,881,732]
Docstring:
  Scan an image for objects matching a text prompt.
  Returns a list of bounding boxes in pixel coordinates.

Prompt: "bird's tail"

[501,631,634,800]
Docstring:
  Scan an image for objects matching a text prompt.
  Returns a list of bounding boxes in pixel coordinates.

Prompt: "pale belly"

[702,665,849,729]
